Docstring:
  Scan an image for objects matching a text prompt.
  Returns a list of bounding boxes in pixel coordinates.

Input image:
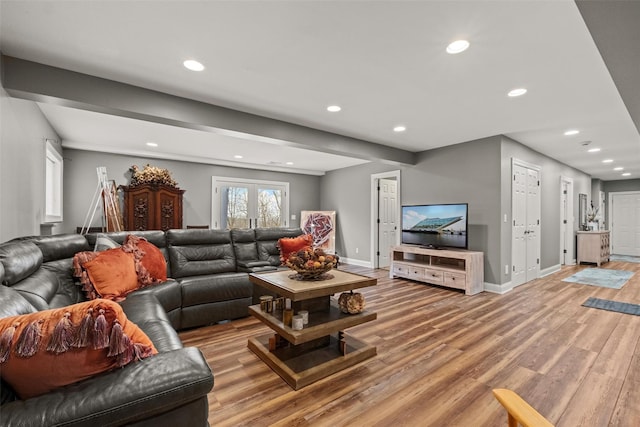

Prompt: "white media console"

[390,245,484,295]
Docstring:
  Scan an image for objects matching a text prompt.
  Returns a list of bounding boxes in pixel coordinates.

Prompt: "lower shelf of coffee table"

[249,303,376,345]
[248,333,376,390]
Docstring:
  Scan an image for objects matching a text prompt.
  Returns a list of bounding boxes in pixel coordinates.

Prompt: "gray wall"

[321,161,398,260]
[0,85,63,242]
[591,179,603,202]
[500,136,591,282]
[602,178,640,222]
[602,178,640,194]
[322,136,503,283]
[62,149,321,234]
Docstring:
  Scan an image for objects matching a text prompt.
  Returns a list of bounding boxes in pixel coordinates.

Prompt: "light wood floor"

[179,260,640,426]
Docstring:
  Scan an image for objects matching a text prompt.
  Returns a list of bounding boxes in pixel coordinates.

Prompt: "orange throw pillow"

[278,234,314,264]
[73,236,166,301]
[0,299,157,399]
[122,235,167,283]
[83,248,139,301]
[73,251,101,300]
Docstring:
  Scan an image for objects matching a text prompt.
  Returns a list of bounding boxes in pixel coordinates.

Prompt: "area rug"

[610,254,640,263]
[562,268,634,289]
[582,297,640,316]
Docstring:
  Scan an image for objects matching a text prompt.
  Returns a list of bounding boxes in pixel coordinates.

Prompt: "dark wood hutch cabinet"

[120,184,185,231]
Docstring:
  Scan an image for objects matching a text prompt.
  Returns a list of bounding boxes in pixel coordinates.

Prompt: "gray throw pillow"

[94,234,121,252]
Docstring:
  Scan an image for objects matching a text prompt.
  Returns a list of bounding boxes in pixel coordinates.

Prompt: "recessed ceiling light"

[508,88,527,97]
[446,40,470,54]
[183,59,205,71]
[622,172,631,176]
[587,148,600,153]
[614,167,624,171]
[564,129,580,136]
[602,159,614,163]
[327,105,341,112]
[286,161,294,165]
[234,155,243,159]
[146,142,158,147]
[393,125,406,132]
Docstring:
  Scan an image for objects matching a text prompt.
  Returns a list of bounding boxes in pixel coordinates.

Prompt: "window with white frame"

[211,177,289,229]
[44,139,63,223]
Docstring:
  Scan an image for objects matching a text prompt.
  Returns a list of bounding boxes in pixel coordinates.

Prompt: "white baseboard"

[340,257,373,268]
[484,281,513,294]
[485,264,561,295]
[540,264,561,277]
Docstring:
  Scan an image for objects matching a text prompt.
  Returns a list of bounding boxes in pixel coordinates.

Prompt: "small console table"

[390,245,484,295]
[577,231,610,266]
[248,270,377,390]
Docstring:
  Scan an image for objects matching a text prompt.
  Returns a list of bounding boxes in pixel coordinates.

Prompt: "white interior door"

[611,192,640,256]
[525,168,540,282]
[511,160,541,287]
[512,165,527,287]
[560,177,574,265]
[378,178,398,268]
[371,170,401,269]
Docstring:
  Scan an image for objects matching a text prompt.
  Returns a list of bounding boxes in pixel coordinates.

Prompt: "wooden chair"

[492,389,554,427]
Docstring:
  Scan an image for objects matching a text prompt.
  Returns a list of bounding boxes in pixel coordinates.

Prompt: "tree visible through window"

[225,186,248,229]
[258,188,283,227]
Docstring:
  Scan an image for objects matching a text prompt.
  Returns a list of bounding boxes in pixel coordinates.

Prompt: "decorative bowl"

[285,247,338,280]
[289,264,334,280]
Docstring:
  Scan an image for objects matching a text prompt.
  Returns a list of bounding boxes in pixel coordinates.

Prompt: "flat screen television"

[401,203,468,249]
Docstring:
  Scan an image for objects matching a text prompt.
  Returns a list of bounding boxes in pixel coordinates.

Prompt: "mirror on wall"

[578,193,587,231]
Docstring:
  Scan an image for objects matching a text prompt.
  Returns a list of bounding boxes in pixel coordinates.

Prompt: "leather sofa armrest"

[237,260,271,269]
[0,347,214,427]
[236,260,278,273]
[130,279,182,313]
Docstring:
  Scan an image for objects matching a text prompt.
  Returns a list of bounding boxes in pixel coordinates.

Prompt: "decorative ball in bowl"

[285,247,338,280]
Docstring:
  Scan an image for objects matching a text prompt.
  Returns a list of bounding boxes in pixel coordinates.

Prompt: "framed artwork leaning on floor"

[300,210,336,253]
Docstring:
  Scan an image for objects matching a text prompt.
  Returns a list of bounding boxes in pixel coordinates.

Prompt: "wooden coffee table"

[248,269,377,390]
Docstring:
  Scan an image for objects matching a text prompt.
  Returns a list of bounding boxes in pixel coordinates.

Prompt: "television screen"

[401,203,468,249]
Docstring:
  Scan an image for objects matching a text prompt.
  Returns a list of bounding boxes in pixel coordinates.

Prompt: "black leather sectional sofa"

[0,227,302,426]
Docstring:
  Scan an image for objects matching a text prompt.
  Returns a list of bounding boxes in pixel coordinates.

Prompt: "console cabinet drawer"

[408,266,426,280]
[444,272,466,290]
[392,263,410,278]
[424,268,444,285]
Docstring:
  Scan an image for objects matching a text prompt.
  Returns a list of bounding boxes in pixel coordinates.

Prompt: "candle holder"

[259,295,273,312]
[292,315,304,330]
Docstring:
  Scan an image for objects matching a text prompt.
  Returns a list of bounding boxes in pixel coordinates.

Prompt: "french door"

[211,177,289,229]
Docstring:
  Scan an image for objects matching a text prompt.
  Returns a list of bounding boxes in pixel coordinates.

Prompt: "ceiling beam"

[1,55,415,165]
[576,0,640,135]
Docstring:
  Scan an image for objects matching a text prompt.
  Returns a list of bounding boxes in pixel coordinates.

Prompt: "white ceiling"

[1,0,639,179]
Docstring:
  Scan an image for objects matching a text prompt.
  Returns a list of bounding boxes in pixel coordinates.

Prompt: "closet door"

[525,167,541,282]
[511,160,541,288]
